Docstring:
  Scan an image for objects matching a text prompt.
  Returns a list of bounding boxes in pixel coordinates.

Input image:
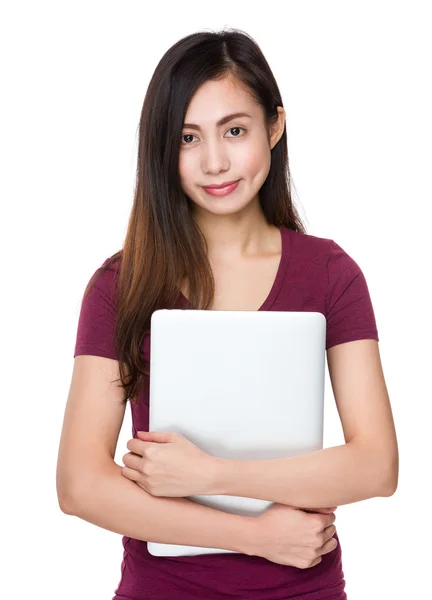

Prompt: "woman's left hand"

[121,431,217,497]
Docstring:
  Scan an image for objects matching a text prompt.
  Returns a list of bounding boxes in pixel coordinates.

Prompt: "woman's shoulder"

[99,253,122,274]
[287,228,360,275]
[286,227,332,252]
[93,253,122,285]
[80,253,122,308]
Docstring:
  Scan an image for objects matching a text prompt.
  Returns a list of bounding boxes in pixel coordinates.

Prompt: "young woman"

[57,28,398,600]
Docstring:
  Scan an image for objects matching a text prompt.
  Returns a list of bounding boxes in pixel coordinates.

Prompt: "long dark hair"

[81,27,307,405]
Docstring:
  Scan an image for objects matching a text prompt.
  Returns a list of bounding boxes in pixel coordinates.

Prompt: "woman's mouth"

[202,180,240,196]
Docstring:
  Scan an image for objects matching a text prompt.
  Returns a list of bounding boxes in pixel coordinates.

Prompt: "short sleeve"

[325,240,379,350]
[73,259,119,360]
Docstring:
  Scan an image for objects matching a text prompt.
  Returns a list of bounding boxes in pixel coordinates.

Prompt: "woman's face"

[178,76,285,219]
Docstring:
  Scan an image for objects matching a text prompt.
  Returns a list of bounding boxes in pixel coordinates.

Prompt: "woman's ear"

[269,106,286,149]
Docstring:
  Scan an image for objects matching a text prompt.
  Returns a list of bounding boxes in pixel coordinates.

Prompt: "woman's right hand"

[243,503,338,568]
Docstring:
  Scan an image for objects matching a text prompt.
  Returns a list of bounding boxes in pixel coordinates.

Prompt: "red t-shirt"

[74,225,379,600]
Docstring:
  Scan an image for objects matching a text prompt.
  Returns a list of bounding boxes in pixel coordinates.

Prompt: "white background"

[1,1,430,598]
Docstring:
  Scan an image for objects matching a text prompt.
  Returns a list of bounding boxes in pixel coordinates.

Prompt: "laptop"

[147,309,327,557]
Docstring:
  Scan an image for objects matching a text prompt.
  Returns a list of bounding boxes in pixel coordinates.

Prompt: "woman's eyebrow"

[183,112,252,131]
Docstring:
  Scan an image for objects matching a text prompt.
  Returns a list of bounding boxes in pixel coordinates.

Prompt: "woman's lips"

[202,180,240,196]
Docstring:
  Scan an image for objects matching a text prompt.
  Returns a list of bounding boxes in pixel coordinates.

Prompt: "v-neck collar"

[177,225,291,311]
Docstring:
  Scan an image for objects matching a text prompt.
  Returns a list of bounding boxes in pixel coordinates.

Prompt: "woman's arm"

[60,461,252,553]
[58,355,252,553]
[206,339,399,508]
[208,437,393,508]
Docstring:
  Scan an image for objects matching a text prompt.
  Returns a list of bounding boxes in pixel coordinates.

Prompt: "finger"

[316,513,336,530]
[127,438,154,454]
[121,466,140,482]
[326,513,336,527]
[122,452,144,471]
[308,512,336,532]
[322,524,337,544]
[318,536,338,557]
[137,431,175,443]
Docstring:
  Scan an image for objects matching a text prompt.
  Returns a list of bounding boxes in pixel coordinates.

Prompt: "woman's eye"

[181,134,197,145]
[225,126,246,138]
[181,126,246,145]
